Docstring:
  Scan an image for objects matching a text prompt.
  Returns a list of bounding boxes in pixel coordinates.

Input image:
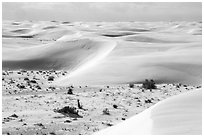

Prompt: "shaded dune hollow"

[124,35,191,43]
[100,31,136,37]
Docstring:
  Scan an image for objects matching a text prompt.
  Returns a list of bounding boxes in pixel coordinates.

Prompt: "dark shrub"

[176,83,181,88]
[142,79,156,90]
[49,132,56,135]
[10,114,18,118]
[64,120,71,123]
[17,72,21,74]
[62,21,70,24]
[30,80,37,83]
[129,83,134,88]
[54,106,79,115]
[24,77,29,81]
[67,88,73,94]
[122,118,126,120]
[36,85,41,90]
[17,84,25,89]
[70,85,74,88]
[145,99,152,103]
[48,76,54,81]
[183,84,187,87]
[103,108,110,115]
[113,104,118,109]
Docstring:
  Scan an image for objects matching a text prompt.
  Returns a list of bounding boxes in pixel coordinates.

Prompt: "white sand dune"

[2,21,202,85]
[95,89,202,135]
[3,38,115,71]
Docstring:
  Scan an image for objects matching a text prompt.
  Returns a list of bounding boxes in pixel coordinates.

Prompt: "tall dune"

[3,38,116,71]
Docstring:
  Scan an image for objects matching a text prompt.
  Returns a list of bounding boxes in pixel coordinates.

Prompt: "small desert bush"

[142,79,156,90]
[67,88,73,94]
[48,76,54,81]
[129,83,134,88]
[113,104,118,109]
[54,106,79,115]
[103,108,110,115]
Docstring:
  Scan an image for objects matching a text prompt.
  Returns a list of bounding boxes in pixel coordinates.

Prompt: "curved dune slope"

[3,38,115,70]
[3,21,202,85]
[95,89,202,135]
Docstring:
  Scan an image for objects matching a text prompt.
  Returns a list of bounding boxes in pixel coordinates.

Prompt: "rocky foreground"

[2,70,201,135]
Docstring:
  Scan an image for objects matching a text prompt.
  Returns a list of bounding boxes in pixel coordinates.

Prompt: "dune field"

[3,20,202,85]
[2,20,202,135]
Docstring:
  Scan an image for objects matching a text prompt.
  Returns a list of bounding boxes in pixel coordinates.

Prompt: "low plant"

[129,83,134,88]
[54,106,79,116]
[142,79,156,90]
[67,88,73,94]
[103,108,110,115]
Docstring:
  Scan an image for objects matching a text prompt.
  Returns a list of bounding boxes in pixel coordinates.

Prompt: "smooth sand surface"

[3,21,202,86]
[95,89,202,135]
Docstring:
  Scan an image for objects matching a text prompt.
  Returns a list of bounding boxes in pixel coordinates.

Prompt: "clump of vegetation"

[54,106,79,116]
[30,80,37,84]
[183,84,188,87]
[67,88,73,94]
[176,83,182,88]
[17,72,21,74]
[145,99,152,104]
[10,114,18,118]
[129,83,134,88]
[49,132,56,135]
[24,77,29,81]
[103,108,110,115]
[64,120,71,123]
[36,85,41,90]
[16,84,25,89]
[142,79,156,91]
[34,123,45,128]
[113,104,118,109]
[48,76,54,81]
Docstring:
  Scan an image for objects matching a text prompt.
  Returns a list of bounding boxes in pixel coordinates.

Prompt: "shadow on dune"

[117,28,152,32]
[43,26,58,30]
[2,35,35,39]
[2,59,66,70]
[10,29,31,34]
[2,39,116,71]
[100,31,136,37]
[102,34,135,37]
[125,35,190,43]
